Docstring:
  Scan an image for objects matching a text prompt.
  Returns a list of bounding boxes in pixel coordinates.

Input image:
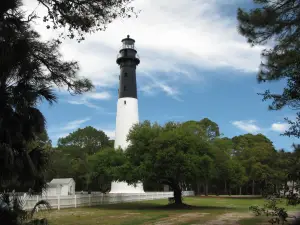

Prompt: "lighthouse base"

[110,181,144,193]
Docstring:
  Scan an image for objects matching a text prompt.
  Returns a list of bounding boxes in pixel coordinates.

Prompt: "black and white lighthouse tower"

[110,35,144,193]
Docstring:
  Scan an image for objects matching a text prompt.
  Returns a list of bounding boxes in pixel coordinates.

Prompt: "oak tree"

[120,121,212,205]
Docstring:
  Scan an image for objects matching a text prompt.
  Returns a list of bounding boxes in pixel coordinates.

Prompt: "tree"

[27,130,52,152]
[197,155,214,196]
[210,137,235,195]
[57,126,110,154]
[237,0,300,138]
[0,2,93,193]
[249,144,300,225]
[48,127,112,191]
[227,159,248,195]
[0,0,135,223]
[119,121,212,205]
[232,134,276,195]
[198,118,220,140]
[0,192,51,225]
[182,118,220,141]
[88,148,126,193]
[2,0,138,42]
[45,147,74,182]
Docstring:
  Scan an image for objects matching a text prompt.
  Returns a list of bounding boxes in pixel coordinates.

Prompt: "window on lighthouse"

[124,72,128,77]
[124,86,127,91]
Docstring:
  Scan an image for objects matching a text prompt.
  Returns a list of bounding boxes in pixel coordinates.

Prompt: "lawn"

[36,196,300,225]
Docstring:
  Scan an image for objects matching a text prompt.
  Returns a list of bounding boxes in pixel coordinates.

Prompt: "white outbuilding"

[45,178,75,196]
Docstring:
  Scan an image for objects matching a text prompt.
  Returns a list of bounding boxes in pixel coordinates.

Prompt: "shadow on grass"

[195,196,263,200]
[93,202,234,211]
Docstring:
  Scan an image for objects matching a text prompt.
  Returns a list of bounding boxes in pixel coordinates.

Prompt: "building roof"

[50,178,74,185]
[47,182,61,188]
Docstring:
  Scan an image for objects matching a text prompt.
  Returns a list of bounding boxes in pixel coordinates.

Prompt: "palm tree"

[0,17,56,192]
[0,192,51,225]
[0,0,93,193]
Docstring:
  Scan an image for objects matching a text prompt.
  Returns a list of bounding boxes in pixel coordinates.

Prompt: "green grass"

[239,217,266,225]
[36,196,300,225]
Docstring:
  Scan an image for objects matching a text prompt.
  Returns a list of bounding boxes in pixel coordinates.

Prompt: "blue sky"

[24,0,298,150]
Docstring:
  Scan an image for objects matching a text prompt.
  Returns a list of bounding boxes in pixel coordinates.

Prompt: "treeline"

[44,119,300,200]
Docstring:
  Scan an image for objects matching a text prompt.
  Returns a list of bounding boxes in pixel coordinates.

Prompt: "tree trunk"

[205,181,208,196]
[239,186,242,195]
[252,180,255,195]
[197,182,200,195]
[224,181,227,195]
[173,187,182,204]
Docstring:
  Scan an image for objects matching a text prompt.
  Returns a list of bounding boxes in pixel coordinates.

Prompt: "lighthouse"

[110,35,144,193]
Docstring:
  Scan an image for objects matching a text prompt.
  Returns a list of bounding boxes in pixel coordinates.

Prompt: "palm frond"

[36,86,57,105]
[29,200,51,219]
[29,147,50,172]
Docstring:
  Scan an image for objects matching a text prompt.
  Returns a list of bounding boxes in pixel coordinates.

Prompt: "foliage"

[0,192,51,225]
[198,118,220,140]
[43,120,298,208]
[0,0,136,224]
[237,0,300,138]
[88,148,126,193]
[1,0,138,42]
[232,134,276,195]
[57,126,110,154]
[0,0,92,195]
[48,127,112,191]
[37,0,138,42]
[250,196,289,225]
[116,120,213,204]
[249,144,300,224]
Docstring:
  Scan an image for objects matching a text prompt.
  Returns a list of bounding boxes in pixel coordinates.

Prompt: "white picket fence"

[21,191,194,210]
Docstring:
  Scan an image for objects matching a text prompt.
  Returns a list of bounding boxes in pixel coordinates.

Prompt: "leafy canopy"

[48,127,112,191]
[57,126,110,154]
[116,120,212,203]
[0,0,93,192]
[1,0,139,42]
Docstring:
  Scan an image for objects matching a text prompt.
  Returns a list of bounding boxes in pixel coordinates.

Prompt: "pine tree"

[237,0,300,138]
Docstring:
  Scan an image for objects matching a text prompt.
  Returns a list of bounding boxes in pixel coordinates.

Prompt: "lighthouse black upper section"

[116,35,140,99]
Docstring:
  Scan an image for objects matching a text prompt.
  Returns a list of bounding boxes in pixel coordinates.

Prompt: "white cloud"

[47,117,91,144]
[61,118,91,131]
[85,92,111,100]
[158,83,179,97]
[232,120,261,133]
[65,91,111,109]
[141,81,181,100]
[94,124,116,140]
[67,99,100,109]
[22,0,262,99]
[102,129,116,140]
[270,122,289,133]
[51,132,69,141]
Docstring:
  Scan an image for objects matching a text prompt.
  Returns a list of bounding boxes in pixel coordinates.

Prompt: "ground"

[36,196,300,225]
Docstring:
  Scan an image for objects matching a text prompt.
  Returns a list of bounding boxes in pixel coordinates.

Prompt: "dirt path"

[149,213,210,225]
[149,212,253,225]
[197,212,253,225]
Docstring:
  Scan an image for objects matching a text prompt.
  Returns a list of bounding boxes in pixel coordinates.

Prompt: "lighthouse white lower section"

[110,97,144,194]
[110,181,144,193]
[114,97,139,150]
